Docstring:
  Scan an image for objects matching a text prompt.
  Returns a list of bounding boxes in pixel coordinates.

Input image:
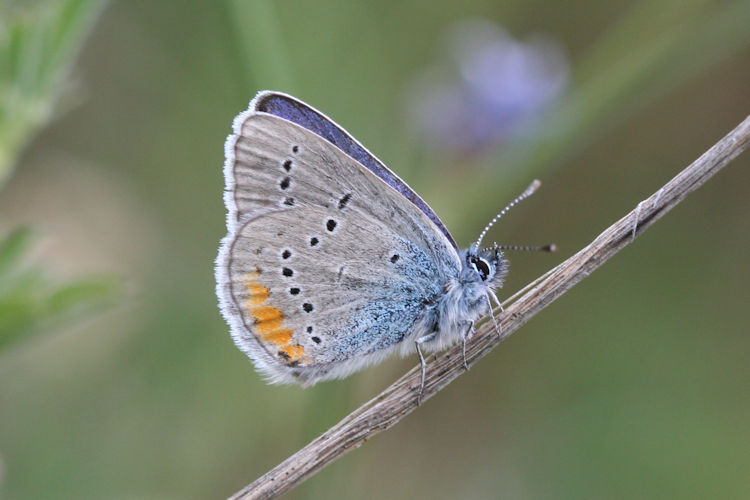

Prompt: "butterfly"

[216,91,546,397]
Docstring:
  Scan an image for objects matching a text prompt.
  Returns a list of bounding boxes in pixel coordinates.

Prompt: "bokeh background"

[1,1,750,498]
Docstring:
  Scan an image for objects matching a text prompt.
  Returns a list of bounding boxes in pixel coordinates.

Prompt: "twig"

[228,115,750,500]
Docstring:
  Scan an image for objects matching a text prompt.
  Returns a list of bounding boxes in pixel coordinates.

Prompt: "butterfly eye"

[470,256,491,281]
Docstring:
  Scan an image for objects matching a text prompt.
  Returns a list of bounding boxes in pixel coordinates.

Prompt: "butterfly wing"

[217,94,461,385]
[252,92,459,251]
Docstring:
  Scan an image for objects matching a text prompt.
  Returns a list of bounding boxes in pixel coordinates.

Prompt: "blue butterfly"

[216,91,545,398]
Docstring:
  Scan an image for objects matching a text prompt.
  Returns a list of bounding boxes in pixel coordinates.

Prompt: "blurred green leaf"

[226,0,297,92]
[44,279,119,315]
[0,228,120,351]
[0,0,107,188]
[0,226,32,278]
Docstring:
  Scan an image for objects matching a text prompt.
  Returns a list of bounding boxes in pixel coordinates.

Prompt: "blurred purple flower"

[407,20,569,157]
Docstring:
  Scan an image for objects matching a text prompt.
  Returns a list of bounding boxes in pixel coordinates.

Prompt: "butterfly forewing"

[253,92,459,251]
[218,112,460,384]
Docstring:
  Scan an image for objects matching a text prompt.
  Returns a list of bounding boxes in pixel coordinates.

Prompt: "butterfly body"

[217,91,508,387]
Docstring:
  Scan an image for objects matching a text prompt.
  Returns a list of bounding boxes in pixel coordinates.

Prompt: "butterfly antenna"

[497,243,558,253]
[475,179,541,249]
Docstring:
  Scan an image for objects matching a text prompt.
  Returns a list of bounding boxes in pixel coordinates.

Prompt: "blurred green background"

[1,0,749,498]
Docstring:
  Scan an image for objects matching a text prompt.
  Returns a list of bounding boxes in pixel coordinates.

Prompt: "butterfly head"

[463,243,508,289]
[462,179,545,291]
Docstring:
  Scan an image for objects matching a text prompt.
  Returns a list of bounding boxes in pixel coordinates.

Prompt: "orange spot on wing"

[280,344,305,361]
[243,275,305,362]
[251,305,283,322]
[255,316,284,335]
[262,329,293,346]
[245,281,270,307]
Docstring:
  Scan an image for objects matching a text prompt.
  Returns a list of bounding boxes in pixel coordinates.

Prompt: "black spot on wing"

[338,193,352,209]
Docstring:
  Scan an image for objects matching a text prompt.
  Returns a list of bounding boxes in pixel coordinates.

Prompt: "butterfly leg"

[415,333,436,404]
[461,321,475,371]
[486,293,503,340]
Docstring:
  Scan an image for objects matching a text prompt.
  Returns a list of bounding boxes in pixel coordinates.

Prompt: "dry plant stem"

[229,115,750,500]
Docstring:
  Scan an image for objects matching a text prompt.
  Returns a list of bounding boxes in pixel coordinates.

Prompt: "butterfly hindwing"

[228,206,442,384]
[218,109,461,384]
